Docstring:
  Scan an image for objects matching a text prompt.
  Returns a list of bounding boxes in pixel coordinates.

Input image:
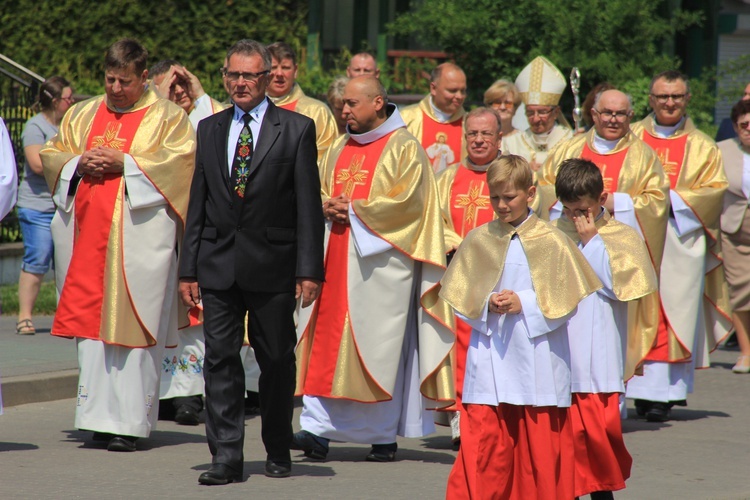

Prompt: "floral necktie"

[231,113,253,198]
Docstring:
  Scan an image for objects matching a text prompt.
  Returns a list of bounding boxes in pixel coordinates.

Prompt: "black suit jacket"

[179,100,324,292]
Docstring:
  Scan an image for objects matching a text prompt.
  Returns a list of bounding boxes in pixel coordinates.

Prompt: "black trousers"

[201,285,297,473]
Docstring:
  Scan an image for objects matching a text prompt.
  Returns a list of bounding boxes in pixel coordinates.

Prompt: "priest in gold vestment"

[401,63,467,174]
[293,77,454,462]
[266,42,338,166]
[626,71,731,422]
[40,39,195,452]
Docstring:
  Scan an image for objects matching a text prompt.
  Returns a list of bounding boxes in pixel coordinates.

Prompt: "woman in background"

[16,76,73,335]
[718,99,750,373]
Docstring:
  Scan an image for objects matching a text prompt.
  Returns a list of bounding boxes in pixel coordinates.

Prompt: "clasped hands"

[488,290,521,315]
[77,146,124,178]
[323,194,350,225]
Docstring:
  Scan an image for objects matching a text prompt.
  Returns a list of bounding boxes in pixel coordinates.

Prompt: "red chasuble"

[301,133,393,397]
[580,143,629,194]
[422,112,462,172]
[448,166,493,408]
[641,132,688,190]
[278,101,298,112]
[52,103,149,341]
[640,133,689,360]
[449,166,494,238]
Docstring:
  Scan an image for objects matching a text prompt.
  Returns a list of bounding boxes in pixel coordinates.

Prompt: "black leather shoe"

[107,435,137,452]
[174,405,200,426]
[291,430,329,460]
[245,390,261,416]
[366,443,397,462]
[198,464,242,485]
[92,431,114,442]
[634,399,651,417]
[265,460,291,478]
[645,402,671,422]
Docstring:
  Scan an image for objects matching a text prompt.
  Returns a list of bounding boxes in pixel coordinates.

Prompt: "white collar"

[430,96,452,123]
[347,104,406,145]
[592,133,620,153]
[652,116,685,138]
[233,97,268,123]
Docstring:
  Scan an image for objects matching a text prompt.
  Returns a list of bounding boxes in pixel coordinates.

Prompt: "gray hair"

[593,90,633,111]
[226,39,272,71]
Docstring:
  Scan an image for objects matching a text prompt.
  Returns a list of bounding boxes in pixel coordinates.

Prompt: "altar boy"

[553,158,657,499]
[440,155,601,499]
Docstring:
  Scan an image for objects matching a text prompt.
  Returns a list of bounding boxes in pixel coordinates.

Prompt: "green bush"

[0,281,57,316]
[0,0,309,99]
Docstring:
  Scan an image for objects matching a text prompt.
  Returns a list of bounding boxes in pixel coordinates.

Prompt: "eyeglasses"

[593,109,631,122]
[59,95,75,103]
[466,131,497,140]
[525,107,555,118]
[650,94,687,103]
[491,100,515,109]
[738,121,750,130]
[222,70,270,83]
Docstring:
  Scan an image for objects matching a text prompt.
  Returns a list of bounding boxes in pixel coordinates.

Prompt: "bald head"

[594,90,632,112]
[592,89,633,141]
[347,53,379,78]
[342,76,388,133]
[430,63,467,115]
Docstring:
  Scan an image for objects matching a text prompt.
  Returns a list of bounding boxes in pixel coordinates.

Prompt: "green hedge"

[0,0,309,99]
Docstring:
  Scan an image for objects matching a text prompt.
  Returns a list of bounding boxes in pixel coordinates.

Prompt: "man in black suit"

[178,39,324,485]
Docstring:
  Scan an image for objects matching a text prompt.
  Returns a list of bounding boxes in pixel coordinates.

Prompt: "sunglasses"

[739,121,750,130]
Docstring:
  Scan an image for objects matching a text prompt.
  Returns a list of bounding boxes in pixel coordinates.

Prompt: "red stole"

[422,112,462,171]
[641,132,688,190]
[52,103,149,340]
[449,165,493,238]
[580,143,628,193]
[301,133,392,397]
[278,100,298,112]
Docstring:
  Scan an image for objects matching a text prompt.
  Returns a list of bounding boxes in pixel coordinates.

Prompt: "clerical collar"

[268,84,298,104]
[464,156,494,172]
[652,116,685,138]
[592,133,620,153]
[429,97,452,123]
[233,97,268,123]
[347,103,405,145]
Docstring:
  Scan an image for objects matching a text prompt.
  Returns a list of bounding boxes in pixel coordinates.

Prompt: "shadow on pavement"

[60,429,207,449]
[191,460,336,478]
[0,442,40,452]
[622,407,730,433]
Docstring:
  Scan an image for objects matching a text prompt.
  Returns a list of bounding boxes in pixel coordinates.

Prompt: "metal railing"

[0,54,45,243]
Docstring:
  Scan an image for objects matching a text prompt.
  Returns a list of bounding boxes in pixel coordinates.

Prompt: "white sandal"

[732,355,750,374]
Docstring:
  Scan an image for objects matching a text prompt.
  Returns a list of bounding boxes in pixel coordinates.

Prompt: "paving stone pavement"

[1,315,749,498]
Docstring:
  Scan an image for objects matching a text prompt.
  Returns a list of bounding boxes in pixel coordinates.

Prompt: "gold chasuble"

[435,162,495,251]
[538,129,669,274]
[41,90,195,347]
[553,211,659,380]
[270,83,338,165]
[439,214,602,321]
[401,96,466,172]
[631,115,732,363]
[296,109,455,406]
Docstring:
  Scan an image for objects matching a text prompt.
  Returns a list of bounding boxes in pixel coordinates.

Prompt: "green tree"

[389,0,715,130]
[0,0,309,98]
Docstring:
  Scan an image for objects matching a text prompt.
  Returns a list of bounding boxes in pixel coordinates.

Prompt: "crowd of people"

[1,35,749,498]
